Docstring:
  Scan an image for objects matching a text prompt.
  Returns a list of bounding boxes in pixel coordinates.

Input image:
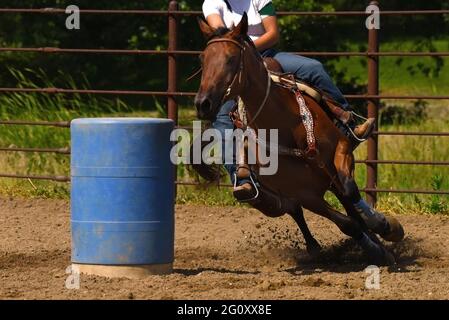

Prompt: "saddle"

[263,57,353,124]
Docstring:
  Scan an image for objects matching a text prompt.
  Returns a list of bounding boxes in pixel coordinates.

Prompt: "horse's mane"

[207,26,261,63]
[208,26,257,50]
[208,27,231,40]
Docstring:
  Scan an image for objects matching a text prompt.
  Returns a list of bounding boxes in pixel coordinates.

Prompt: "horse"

[193,13,404,265]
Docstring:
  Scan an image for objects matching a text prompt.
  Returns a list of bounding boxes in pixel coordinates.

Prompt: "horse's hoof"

[359,233,395,266]
[380,216,405,242]
[306,241,322,257]
[380,247,396,266]
[369,246,395,266]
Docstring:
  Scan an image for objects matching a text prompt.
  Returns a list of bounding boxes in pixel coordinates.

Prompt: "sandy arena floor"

[1,196,449,299]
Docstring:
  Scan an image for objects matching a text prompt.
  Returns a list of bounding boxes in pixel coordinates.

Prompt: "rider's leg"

[212,100,238,183]
[212,100,254,195]
[273,52,349,108]
[272,52,375,143]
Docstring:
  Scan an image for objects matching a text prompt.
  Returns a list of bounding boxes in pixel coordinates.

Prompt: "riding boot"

[333,119,374,151]
[325,99,375,149]
[353,118,376,140]
[233,164,259,202]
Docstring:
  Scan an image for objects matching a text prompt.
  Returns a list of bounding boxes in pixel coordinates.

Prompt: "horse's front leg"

[247,187,321,256]
[289,207,322,256]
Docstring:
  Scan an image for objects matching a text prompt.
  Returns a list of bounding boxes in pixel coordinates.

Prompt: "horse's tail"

[189,139,224,183]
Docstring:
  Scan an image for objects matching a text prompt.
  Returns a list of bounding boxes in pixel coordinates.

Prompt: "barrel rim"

[71,117,174,125]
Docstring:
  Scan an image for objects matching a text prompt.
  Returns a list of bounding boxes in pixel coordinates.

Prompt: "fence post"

[168,0,178,124]
[366,0,379,206]
[168,1,178,198]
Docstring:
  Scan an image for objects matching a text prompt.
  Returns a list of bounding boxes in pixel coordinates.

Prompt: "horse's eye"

[227,56,236,65]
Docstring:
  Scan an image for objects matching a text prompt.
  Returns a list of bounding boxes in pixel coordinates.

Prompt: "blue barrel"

[70,118,175,267]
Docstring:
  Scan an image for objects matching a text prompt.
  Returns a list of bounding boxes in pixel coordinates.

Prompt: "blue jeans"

[271,51,349,109]
[212,100,252,186]
[213,51,348,184]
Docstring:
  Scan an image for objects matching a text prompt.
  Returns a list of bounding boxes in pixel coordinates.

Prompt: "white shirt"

[202,0,273,41]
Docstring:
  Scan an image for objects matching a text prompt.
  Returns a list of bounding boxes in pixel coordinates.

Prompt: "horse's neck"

[239,45,271,119]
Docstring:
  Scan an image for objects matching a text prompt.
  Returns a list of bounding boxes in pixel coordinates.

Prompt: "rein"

[205,37,271,127]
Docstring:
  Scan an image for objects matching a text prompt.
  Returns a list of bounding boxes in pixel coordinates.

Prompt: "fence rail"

[2,47,449,57]
[0,173,70,182]
[0,120,70,127]
[0,87,449,100]
[1,8,449,16]
[0,1,448,203]
[0,147,70,154]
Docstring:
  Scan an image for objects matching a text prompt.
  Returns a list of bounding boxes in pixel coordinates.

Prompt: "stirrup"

[347,125,368,143]
[233,173,260,203]
[349,114,376,143]
[333,120,364,150]
[351,111,368,121]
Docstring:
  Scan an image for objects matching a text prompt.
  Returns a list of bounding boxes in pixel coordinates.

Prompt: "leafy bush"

[380,100,428,125]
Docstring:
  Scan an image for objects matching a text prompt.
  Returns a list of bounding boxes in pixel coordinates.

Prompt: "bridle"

[205,37,271,127]
[206,38,245,100]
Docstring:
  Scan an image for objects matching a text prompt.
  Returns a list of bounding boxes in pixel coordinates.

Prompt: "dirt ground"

[1,196,449,300]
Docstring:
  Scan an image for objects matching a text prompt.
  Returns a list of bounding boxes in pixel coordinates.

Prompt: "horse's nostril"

[195,96,212,118]
[200,99,212,114]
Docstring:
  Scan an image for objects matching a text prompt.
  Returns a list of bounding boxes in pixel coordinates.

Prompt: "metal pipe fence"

[0,1,448,204]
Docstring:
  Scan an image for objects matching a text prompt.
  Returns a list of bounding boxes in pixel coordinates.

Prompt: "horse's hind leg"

[335,189,405,243]
[333,138,404,242]
[333,139,383,234]
[333,138,360,201]
[332,189,383,246]
[301,194,395,265]
[289,207,321,256]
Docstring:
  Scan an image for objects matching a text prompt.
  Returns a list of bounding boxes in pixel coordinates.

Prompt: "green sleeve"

[259,2,276,17]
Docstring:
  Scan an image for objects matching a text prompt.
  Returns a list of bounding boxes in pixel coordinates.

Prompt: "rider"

[202,0,375,201]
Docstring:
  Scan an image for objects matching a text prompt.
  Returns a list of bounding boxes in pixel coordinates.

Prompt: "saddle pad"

[269,73,322,103]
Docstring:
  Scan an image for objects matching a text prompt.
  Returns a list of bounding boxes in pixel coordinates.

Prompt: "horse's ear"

[198,17,215,39]
[230,12,248,38]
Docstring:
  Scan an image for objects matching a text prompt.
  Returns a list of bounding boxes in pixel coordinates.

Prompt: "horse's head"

[194,13,249,121]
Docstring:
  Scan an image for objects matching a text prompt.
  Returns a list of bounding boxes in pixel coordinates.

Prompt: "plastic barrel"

[70,118,175,278]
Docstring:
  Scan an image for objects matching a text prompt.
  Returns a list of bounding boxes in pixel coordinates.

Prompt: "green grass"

[330,39,449,99]
[0,68,130,198]
[353,115,449,215]
[0,63,448,215]
[1,106,447,214]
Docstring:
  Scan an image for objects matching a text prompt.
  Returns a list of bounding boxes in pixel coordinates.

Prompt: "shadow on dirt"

[285,235,426,275]
[174,267,260,276]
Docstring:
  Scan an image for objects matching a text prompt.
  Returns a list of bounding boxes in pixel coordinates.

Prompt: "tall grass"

[353,116,449,214]
[174,116,449,215]
[0,68,130,198]
[330,39,449,99]
[0,69,448,214]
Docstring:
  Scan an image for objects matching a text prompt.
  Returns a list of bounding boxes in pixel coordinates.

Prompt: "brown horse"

[194,14,404,265]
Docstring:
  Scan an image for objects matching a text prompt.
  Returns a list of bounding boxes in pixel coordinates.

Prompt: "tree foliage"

[0,1,447,109]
